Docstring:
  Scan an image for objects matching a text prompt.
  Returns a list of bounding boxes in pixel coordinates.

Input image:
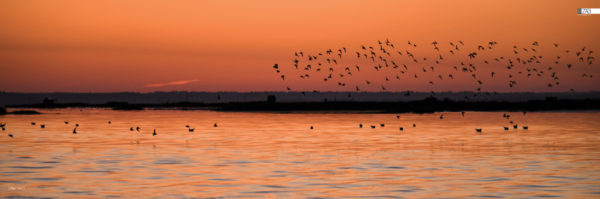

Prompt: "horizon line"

[2,90,600,94]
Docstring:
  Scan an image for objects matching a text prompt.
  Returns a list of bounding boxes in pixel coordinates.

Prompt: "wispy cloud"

[144,79,199,88]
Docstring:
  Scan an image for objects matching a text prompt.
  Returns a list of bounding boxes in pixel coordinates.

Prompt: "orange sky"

[0,0,599,92]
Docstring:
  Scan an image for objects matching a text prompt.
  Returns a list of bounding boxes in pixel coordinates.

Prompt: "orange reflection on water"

[1,109,600,198]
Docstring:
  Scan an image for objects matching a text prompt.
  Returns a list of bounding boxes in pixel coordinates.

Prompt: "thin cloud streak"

[144,79,199,88]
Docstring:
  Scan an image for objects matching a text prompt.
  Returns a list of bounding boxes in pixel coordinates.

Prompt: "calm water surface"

[1,109,600,198]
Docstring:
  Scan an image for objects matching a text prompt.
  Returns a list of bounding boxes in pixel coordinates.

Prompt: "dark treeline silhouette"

[2,91,600,107]
[5,96,600,113]
[217,97,600,113]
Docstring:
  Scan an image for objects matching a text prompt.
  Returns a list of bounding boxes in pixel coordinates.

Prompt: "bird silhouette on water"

[73,128,77,134]
[153,129,157,136]
[475,128,482,133]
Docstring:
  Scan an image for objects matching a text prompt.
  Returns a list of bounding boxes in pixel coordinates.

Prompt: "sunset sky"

[1,0,599,92]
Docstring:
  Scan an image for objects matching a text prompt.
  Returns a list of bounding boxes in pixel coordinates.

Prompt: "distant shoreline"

[5,97,600,113]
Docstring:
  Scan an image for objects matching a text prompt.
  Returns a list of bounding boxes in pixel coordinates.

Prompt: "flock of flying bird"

[0,40,594,138]
[273,39,596,98]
